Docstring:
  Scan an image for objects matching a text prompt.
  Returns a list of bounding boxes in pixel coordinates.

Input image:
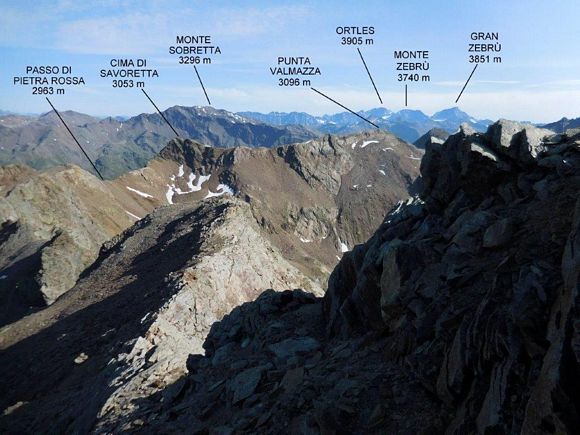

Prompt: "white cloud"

[538,79,580,87]
[0,5,52,46]
[434,80,520,87]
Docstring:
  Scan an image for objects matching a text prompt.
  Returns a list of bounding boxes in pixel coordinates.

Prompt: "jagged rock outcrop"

[413,127,449,149]
[324,120,580,432]
[118,290,444,434]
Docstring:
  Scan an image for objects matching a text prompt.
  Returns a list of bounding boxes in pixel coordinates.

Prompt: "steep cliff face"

[324,121,580,432]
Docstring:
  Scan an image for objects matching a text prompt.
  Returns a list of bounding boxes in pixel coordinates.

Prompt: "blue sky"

[1,0,579,122]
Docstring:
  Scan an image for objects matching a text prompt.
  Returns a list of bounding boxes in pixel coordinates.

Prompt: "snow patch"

[339,241,349,253]
[165,185,175,204]
[125,211,141,220]
[204,184,234,199]
[408,155,421,161]
[0,275,7,280]
[165,171,214,201]
[382,147,394,151]
[379,169,386,176]
[190,174,211,192]
[186,173,196,190]
[385,195,425,224]
[299,237,312,243]
[126,186,154,199]
[361,140,379,148]
[351,141,357,149]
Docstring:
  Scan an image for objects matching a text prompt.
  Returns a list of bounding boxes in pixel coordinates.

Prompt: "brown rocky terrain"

[0,131,420,327]
[0,119,571,434]
[144,130,421,282]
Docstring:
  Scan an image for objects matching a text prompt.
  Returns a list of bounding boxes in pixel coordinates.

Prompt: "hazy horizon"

[0,104,522,123]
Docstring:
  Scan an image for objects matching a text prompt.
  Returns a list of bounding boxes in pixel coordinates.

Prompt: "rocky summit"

[1,119,579,434]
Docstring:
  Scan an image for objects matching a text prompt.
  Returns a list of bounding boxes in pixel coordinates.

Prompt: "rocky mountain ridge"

[323,120,580,432]
[542,116,580,133]
[40,119,576,434]
[0,106,317,179]
[1,119,577,433]
[0,199,321,433]
[0,130,421,326]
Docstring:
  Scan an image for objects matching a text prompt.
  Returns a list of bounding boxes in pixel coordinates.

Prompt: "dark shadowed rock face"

[413,127,449,149]
[324,120,580,433]
[95,290,445,434]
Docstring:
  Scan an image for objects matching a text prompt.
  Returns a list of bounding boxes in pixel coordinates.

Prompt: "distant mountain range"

[0,106,317,179]
[1,104,575,179]
[239,106,494,143]
[541,116,580,133]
